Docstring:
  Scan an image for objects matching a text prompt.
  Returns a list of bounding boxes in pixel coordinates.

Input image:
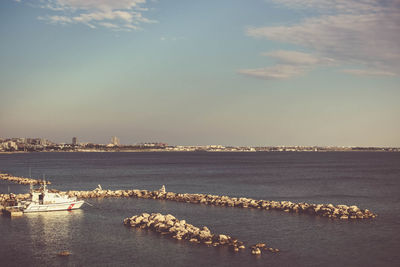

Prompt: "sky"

[0,0,399,146]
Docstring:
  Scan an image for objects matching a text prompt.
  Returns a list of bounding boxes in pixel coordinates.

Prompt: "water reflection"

[25,210,84,260]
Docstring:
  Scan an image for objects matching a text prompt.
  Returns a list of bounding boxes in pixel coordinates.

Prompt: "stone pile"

[250,243,279,255]
[0,173,51,185]
[67,188,376,220]
[124,213,278,255]
[124,213,248,252]
[0,193,29,212]
[0,193,30,204]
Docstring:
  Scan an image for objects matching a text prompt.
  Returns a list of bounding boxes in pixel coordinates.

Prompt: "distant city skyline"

[1,0,399,146]
[2,136,398,153]
[2,135,400,149]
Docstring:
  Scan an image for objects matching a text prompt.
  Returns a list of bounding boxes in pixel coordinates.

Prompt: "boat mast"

[43,174,47,192]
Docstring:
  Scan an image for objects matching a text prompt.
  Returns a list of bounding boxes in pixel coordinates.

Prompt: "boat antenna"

[42,174,47,191]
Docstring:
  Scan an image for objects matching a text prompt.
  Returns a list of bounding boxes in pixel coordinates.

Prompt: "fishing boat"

[18,182,84,213]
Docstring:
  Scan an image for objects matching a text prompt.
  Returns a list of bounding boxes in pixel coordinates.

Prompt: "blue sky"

[1,0,399,146]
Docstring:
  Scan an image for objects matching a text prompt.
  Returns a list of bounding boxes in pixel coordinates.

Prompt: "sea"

[0,152,399,267]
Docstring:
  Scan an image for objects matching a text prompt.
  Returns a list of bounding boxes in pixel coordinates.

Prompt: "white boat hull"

[23,200,85,213]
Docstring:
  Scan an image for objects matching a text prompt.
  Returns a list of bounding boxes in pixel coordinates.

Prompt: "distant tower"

[39,138,47,146]
[111,136,120,146]
[72,137,78,145]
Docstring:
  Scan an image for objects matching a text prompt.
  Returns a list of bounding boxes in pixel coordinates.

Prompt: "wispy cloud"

[242,0,400,79]
[98,22,119,29]
[238,50,332,80]
[238,65,308,80]
[29,0,157,31]
[262,50,334,66]
[342,69,397,77]
[38,15,72,24]
[269,0,385,14]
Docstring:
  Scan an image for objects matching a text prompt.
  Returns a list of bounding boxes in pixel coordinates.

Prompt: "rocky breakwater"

[250,243,279,255]
[124,213,277,255]
[68,187,377,220]
[0,173,51,185]
[0,193,30,200]
[0,193,30,213]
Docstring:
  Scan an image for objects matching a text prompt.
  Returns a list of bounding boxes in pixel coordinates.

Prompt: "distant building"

[16,138,26,144]
[2,141,18,151]
[72,137,78,145]
[39,138,47,146]
[111,136,120,146]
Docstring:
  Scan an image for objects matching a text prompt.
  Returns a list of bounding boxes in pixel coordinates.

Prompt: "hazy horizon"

[1,135,399,148]
[1,0,399,147]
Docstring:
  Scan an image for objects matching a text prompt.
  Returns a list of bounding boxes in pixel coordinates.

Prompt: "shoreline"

[1,150,399,154]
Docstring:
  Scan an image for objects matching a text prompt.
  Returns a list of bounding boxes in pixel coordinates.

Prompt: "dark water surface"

[1,152,399,266]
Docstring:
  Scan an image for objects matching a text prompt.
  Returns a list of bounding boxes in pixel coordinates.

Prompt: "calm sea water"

[1,152,399,266]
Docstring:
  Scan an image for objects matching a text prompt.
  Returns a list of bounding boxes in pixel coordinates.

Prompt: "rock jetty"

[0,193,30,203]
[67,187,377,220]
[0,173,50,185]
[0,172,377,220]
[124,213,278,255]
[250,243,279,255]
[124,213,232,251]
[0,193,30,212]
